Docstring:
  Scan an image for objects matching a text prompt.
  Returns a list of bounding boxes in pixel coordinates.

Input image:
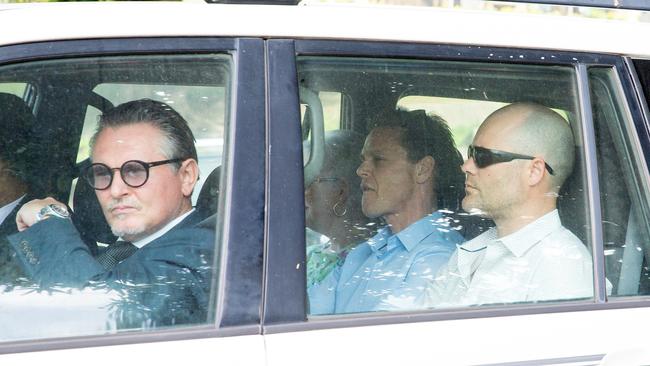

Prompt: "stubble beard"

[105,198,146,240]
[110,216,147,240]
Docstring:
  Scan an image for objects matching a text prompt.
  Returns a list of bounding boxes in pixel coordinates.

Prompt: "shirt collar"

[453,209,562,286]
[0,195,24,226]
[128,208,195,249]
[498,209,562,258]
[455,226,495,286]
[367,211,445,254]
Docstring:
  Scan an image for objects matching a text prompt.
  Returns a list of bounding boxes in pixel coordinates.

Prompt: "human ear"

[415,155,435,184]
[528,158,546,186]
[179,158,200,197]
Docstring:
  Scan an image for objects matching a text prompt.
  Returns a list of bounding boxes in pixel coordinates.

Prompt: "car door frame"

[0,37,266,354]
[261,37,650,334]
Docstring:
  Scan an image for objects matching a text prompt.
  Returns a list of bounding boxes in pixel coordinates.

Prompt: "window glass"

[300,91,344,160]
[0,54,229,341]
[320,91,342,131]
[0,82,28,98]
[399,96,572,159]
[398,96,509,158]
[299,56,593,316]
[589,67,650,297]
[79,83,226,204]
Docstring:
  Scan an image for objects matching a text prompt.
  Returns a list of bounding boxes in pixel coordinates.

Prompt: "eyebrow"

[360,149,382,160]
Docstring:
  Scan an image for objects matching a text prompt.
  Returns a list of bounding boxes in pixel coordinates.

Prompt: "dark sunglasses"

[83,158,185,190]
[467,145,554,175]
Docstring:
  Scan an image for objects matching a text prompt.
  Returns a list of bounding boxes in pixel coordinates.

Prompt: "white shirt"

[128,208,195,249]
[0,195,24,227]
[422,210,594,308]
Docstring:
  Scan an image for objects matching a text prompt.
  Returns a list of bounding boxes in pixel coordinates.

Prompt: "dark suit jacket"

[8,209,216,327]
[0,195,29,285]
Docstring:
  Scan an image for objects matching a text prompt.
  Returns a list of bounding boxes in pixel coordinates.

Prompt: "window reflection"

[0,55,229,341]
[300,57,594,315]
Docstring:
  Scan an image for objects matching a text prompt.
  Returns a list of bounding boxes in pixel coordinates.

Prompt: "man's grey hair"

[90,99,198,167]
[323,130,365,210]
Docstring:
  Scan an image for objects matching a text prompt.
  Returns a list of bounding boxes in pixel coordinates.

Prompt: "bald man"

[423,102,593,307]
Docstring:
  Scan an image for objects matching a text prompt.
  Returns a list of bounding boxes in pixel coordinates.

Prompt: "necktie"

[96,240,138,270]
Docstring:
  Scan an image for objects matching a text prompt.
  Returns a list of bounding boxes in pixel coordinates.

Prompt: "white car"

[1,1,650,365]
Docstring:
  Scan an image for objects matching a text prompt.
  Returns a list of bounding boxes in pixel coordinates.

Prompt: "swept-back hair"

[90,99,198,167]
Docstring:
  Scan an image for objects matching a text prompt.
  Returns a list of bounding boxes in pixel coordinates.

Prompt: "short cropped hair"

[368,109,465,211]
[90,99,198,166]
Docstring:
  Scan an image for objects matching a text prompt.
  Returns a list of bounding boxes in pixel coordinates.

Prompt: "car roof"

[0,2,649,57]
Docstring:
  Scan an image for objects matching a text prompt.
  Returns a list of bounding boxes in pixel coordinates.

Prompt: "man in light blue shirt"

[308,109,465,314]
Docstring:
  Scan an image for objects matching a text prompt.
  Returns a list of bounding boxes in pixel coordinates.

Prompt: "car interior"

[0,50,648,306]
[297,55,650,299]
[0,54,228,251]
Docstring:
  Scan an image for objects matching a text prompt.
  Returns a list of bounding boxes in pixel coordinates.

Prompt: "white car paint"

[0,2,649,56]
[0,334,266,366]
[1,2,650,365]
[266,307,650,365]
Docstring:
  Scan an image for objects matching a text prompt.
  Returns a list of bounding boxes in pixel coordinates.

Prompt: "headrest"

[0,93,34,134]
[72,160,117,245]
[196,166,221,216]
[0,93,36,177]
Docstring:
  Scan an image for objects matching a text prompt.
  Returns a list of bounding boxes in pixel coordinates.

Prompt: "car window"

[77,82,226,205]
[589,66,650,297]
[0,54,229,341]
[0,83,28,99]
[299,56,594,316]
[398,96,572,158]
[301,91,344,151]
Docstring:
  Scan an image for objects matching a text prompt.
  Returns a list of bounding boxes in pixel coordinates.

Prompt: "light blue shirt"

[308,211,463,315]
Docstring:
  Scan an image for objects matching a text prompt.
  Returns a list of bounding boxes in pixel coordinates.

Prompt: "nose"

[109,171,130,198]
[356,160,370,178]
[461,157,477,175]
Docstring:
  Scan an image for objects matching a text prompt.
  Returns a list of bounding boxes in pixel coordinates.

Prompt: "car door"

[0,37,266,364]
[262,38,650,365]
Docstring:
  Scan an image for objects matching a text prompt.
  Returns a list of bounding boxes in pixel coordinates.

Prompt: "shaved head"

[480,102,575,190]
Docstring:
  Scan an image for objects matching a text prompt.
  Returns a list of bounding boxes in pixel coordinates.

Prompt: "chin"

[110,223,147,240]
[361,207,382,219]
[461,198,477,213]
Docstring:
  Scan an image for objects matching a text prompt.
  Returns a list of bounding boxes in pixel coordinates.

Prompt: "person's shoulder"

[416,224,464,253]
[166,223,214,243]
[344,239,373,261]
[538,225,591,260]
[148,212,216,250]
[176,210,216,233]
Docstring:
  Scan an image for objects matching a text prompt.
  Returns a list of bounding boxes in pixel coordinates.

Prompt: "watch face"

[41,204,69,219]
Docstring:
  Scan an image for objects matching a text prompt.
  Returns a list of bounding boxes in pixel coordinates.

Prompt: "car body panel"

[0,333,266,366]
[265,307,650,365]
[1,2,650,365]
[0,3,648,56]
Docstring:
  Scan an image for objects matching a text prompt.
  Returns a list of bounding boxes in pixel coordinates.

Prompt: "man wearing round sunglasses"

[8,99,213,326]
[424,102,594,307]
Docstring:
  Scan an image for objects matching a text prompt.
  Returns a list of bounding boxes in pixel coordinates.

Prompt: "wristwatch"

[36,204,70,222]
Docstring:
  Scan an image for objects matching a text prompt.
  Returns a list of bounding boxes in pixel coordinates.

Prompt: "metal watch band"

[35,204,70,222]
